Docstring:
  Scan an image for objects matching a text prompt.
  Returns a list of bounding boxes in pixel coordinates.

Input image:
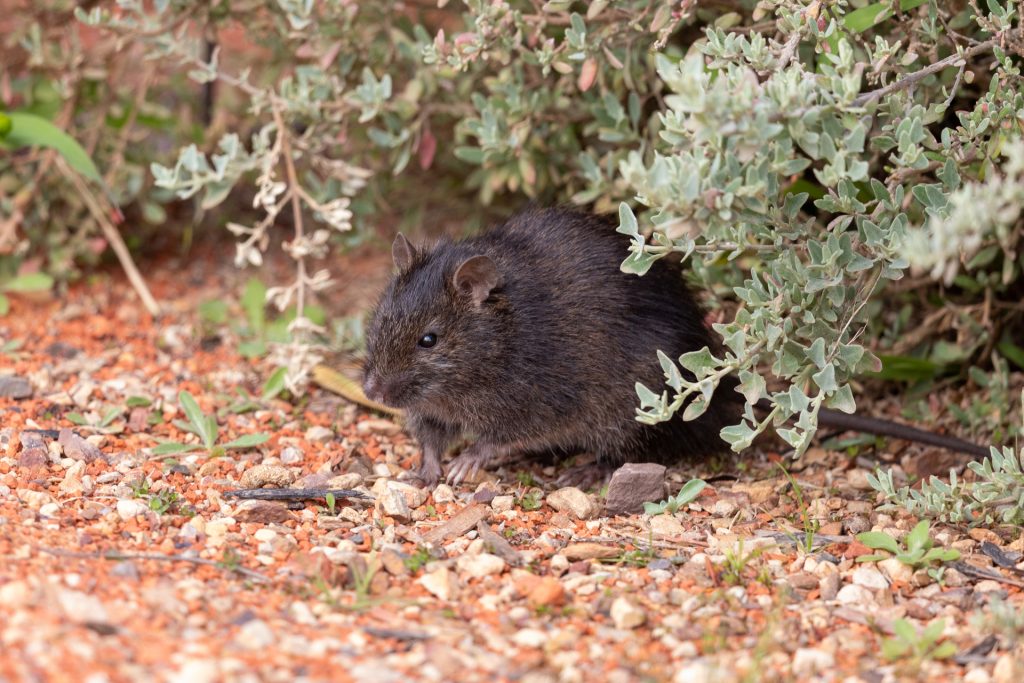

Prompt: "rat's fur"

[362,207,739,486]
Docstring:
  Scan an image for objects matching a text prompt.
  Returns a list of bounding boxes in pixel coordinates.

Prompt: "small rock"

[673,662,716,683]
[792,648,834,677]
[19,430,46,449]
[373,480,428,509]
[604,463,666,515]
[836,584,875,606]
[234,499,295,524]
[280,447,303,465]
[993,653,1020,683]
[965,668,991,683]
[422,504,489,544]
[235,618,275,650]
[491,495,514,513]
[58,428,102,463]
[843,515,871,536]
[457,553,506,579]
[610,597,646,629]
[111,561,141,581]
[205,519,233,537]
[419,566,455,601]
[472,489,497,504]
[527,577,565,607]
[18,489,55,509]
[170,660,219,683]
[0,580,33,608]
[240,464,293,489]
[380,549,408,576]
[432,484,456,504]
[512,628,548,648]
[974,580,1007,594]
[0,375,32,399]
[546,487,598,520]
[941,567,968,587]
[18,447,48,471]
[712,499,737,517]
[304,425,334,442]
[116,498,148,520]
[58,589,109,625]
[878,557,913,584]
[845,468,873,490]
[127,408,150,433]
[39,502,60,517]
[648,558,673,572]
[378,487,412,522]
[787,572,819,591]
[562,542,619,561]
[968,528,1002,544]
[59,460,87,497]
[295,472,332,489]
[851,566,889,591]
[905,599,936,620]
[357,419,401,436]
[649,514,684,537]
[18,489,55,510]
[730,482,776,506]
[476,522,521,565]
[326,472,362,489]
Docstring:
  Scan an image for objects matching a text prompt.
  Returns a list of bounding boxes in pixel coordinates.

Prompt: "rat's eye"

[418,332,438,348]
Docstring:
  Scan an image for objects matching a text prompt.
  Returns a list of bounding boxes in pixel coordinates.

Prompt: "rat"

[362,207,989,487]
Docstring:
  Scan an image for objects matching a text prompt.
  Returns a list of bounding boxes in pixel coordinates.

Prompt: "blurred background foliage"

[1,0,1022,449]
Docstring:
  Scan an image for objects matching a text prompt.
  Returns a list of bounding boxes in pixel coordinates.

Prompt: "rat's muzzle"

[363,370,405,407]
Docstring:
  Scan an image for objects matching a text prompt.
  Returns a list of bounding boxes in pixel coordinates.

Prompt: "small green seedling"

[777,464,820,554]
[403,546,432,573]
[67,406,123,430]
[856,520,960,576]
[151,390,269,456]
[518,491,543,511]
[644,478,706,515]
[882,618,956,665]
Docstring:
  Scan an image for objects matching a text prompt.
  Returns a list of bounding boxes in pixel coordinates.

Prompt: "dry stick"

[38,547,270,583]
[56,159,160,317]
[776,31,802,71]
[271,103,307,323]
[853,38,998,107]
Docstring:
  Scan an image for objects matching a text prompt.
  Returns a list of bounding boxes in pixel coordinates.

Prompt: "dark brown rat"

[362,207,990,487]
[362,207,740,486]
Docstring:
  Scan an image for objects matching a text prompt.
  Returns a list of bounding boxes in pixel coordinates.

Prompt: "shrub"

[4,1,1021,448]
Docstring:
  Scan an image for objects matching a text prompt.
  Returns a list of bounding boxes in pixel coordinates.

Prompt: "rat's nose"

[363,372,384,403]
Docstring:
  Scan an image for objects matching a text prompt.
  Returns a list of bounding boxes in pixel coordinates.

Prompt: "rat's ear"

[453,255,501,306]
[392,233,416,273]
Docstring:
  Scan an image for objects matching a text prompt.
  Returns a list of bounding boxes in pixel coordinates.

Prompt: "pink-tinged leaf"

[319,41,343,70]
[578,58,598,92]
[418,124,437,170]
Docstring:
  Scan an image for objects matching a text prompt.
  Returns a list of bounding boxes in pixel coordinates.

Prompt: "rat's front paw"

[446,443,497,486]
[416,456,443,488]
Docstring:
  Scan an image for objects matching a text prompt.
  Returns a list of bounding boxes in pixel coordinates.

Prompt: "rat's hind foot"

[555,458,617,492]
[446,443,505,486]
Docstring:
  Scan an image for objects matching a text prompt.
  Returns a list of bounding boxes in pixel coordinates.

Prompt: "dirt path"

[1,266,1022,683]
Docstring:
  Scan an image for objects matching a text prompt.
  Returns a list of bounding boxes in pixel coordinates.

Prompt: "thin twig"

[38,547,270,583]
[57,159,160,316]
[853,39,997,107]
[272,102,308,324]
[776,31,802,71]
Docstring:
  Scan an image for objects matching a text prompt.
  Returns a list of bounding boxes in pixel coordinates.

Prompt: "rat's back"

[461,207,736,462]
